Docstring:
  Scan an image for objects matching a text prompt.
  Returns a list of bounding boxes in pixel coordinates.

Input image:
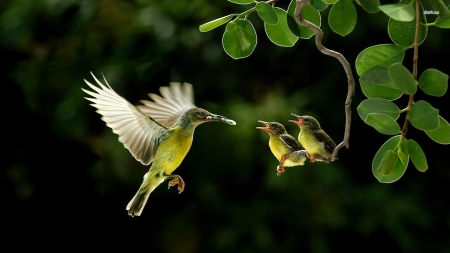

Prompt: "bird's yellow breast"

[268,136,301,167]
[152,126,193,175]
[299,131,329,158]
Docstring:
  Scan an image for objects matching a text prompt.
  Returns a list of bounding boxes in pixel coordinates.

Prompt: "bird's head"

[289,114,321,130]
[184,108,236,127]
[256,121,287,136]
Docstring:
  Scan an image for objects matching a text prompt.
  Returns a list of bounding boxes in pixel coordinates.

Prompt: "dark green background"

[2,0,450,252]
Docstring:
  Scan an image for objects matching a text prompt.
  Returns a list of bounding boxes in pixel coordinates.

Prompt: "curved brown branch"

[294,0,355,161]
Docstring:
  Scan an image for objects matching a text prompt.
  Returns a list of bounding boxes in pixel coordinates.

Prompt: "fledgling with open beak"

[289,114,337,163]
[257,121,307,176]
[82,72,236,217]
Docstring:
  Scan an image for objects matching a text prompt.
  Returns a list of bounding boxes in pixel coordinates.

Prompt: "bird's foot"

[276,164,285,176]
[167,175,185,194]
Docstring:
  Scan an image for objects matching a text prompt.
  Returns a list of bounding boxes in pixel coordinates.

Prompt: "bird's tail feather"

[126,170,164,217]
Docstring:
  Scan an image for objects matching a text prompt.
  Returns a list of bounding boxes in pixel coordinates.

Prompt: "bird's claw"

[168,175,185,194]
[276,164,285,176]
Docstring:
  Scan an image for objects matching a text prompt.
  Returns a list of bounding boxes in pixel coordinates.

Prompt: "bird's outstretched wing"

[82,72,167,165]
[137,82,196,128]
[279,134,303,151]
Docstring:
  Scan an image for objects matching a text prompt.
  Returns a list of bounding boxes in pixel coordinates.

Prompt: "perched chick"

[257,121,307,175]
[289,114,337,163]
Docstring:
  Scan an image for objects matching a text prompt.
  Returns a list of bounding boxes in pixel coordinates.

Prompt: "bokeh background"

[2,0,450,252]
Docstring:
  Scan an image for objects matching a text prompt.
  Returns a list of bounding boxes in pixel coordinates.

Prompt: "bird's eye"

[270,123,275,127]
[303,118,309,122]
[197,111,205,117]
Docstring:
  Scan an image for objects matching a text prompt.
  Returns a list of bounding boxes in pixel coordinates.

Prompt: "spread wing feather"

[82,72,166,165]
[137,82,196,128]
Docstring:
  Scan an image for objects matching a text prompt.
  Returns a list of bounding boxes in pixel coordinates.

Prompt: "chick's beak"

[256,120,272,133]
[289,113,304,126]
[207,113,236,125]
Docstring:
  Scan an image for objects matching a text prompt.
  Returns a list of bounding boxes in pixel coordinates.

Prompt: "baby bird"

[289,114,337,163]
[257,121,307,175]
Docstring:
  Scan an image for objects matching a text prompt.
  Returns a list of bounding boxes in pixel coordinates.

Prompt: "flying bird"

[82,72,236,217]
[257,121,307,175]
[289,114,337,163]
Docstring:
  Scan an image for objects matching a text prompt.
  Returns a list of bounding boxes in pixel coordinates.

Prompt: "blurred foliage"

[1,0,450,252]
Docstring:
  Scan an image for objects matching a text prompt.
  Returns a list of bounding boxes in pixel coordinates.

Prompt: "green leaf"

[397,137,409,164]
[228,0,253,4]
[378,4,414,21]
[407,139,428,172]
[355,44,405,76]
[359,68,403,100]
[365,113,401,135]
[425,116,450,144]
[287,0,321,39]
[377,150,398,176]
[355,0,380,14]
[409,100,440,131]
[373,135,409,183]
[199,14,235,32]
[310,0,329,11]
[388,4,427,48]
[256,2,279,25]
[388,63,417,95]
[357,98,400,121]
[265,8,298,47]
[436,5,450,28]
[418,69,448,97]
[222,19,257,59]
[328,0,357,36]
[430,0,450,20]
[322,0,338,3]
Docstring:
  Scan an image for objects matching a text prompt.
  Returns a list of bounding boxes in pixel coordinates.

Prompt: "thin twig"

[294,0,355,162]
[402,0,420,138]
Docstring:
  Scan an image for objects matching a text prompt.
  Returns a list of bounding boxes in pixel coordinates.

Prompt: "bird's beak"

[289,113,304,126]
[206,114,236,125]
[256,120,273,133]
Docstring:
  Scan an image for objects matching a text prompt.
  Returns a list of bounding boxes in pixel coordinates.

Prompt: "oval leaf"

[355,44,405,76]
[425,116,450,144]
[388,4,427,48]
[430,0,450,20]
[365,113,401,135]
[265,8,298,47]
[256,2,279,25]
[407,139,428,172]
[322,0,338,3]
[228,0,253,4]
[200,14,235,32]
[418,68,449,97]
[436,14,450,28]
[328,0,357,36]
[357,98,400,121]
[287,0,321,39]
[378,4,414,21]
[355,0,380,14]
[222,19,257,59]
[359,68,403,100]
[372,135,409,183]
[377,150,398,176]
[388,63,417,95]
[409,100,440,131]
[310,0,329,11]
[397,137,409,164]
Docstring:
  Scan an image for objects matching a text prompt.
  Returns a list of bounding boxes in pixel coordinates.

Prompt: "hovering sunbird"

[82,73,236,217]
[290,114,337,163]
[257,121,307,175]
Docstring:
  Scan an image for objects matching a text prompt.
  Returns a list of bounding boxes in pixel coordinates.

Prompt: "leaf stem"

[402,0,420,139]
[294,0,355,162]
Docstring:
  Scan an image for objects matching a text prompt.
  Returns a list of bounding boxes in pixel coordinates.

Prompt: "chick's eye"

[303,118,309,122]
[197,111,205,117]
